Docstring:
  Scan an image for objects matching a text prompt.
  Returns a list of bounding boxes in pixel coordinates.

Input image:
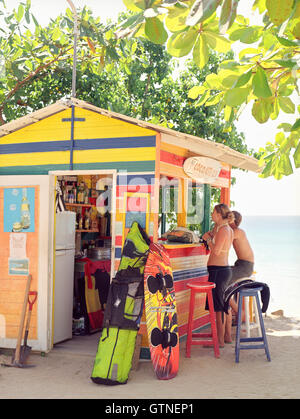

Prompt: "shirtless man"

[230,211,254,283]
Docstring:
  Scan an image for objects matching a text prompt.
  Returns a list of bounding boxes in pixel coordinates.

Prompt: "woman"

[202,204,234,347]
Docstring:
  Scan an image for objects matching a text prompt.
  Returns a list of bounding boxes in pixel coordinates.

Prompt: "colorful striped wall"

[139,244,210,358]
[0,108,157,175]
[114,172,156,274]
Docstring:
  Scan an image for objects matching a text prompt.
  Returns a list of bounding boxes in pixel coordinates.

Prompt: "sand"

[0,314,299,400]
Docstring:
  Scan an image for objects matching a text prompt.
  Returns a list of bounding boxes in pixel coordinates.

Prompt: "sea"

[228,216,300,319]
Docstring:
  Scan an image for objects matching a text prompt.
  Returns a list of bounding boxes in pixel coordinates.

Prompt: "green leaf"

[270,97,279,120]
[145,17,168,44]
[196,90,210,106]
[204,30,231,53]
[278,96,295,113]
[224,105,234,122]
[186,0,219,26]
[275,35,298,46]
[278,154,293,175]
[234,70,252,87]
[293,140,300,168]
[188,85,207,99]
[278,84,294,96]
[205,92,223,106]
[266,0,294,26]
[165,4,189,33]
[123,0,146,12]
[224,87,250,107]
[274,59,296,69]
[15,4,24,22]
[277,123,292,132]
[192,34,209,68]
[275,132,285,145]
[252,66,272,98]
[219,0,238,33]
[167,28,198,57]
[230,27,262,44]
[259,158,274,178]
[252,98,273,123]
[291,119,300,131]
[205,73,224,90]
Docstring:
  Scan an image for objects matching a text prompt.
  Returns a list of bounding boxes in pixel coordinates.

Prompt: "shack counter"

[0,98,261,354]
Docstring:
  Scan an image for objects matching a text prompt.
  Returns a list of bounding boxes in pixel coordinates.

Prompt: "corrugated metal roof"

[0,97,262,173]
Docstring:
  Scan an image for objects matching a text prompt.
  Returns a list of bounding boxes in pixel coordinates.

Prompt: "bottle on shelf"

[72,182,77,203]
[78,211,83,230]
[77,182,85,204]
[68,189,74,204]
[84,209,90,230]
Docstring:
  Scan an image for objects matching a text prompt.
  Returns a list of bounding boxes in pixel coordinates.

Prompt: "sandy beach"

[0,314,299,400]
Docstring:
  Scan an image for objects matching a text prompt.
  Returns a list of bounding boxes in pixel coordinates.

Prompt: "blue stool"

[235,286,271,363]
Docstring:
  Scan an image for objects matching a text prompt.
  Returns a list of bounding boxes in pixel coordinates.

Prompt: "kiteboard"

[144,242,179,380]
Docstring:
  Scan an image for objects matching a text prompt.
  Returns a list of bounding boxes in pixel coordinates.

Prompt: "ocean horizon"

[229,215,300,319]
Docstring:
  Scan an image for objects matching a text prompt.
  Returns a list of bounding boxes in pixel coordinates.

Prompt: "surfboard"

[144,242,179,380]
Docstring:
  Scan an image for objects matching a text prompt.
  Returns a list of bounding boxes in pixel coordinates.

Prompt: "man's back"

[233,228,254,262]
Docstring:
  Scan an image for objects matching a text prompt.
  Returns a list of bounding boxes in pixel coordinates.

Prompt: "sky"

[3,0,300,216]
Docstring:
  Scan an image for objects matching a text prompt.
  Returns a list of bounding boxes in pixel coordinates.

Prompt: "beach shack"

[0,97,260,356]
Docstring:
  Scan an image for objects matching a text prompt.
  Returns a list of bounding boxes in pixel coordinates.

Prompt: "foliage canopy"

[120,0,300,179]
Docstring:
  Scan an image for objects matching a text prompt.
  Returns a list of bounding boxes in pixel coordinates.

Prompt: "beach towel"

[224,279,270,314]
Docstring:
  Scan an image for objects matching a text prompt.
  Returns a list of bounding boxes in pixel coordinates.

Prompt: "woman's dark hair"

[232,210,242,227]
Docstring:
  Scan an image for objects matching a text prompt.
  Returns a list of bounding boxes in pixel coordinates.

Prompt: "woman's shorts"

[206,265,232,312]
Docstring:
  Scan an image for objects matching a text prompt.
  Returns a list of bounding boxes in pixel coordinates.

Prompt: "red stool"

[186,280,220,358]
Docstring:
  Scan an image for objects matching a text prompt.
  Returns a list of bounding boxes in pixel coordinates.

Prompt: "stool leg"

[244,296,250,338]
[255,293,271,362]
[186,290,195,358]
[207,289,220,358]
[249,296,253,323]
[253,296,261,335]
[235,292,243,363]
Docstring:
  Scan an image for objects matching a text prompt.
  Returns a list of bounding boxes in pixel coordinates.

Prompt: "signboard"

[183,157,222,184]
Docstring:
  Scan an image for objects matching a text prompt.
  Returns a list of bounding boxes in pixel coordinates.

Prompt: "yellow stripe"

[1,108,156,145]
[1,110,72,144]
[160,141,189,157]
[73,108,156,139]
[1,147,156,167]
[1,151,70,166]
[73,148,156,164]
[160,161,185,178]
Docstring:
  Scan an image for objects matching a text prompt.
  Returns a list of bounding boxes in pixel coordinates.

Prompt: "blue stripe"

[0,136,156,154]
[173,268,208,282]
[115,247,122,259]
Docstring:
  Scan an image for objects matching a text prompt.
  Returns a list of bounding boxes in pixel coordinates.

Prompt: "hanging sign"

[183,156,222,184]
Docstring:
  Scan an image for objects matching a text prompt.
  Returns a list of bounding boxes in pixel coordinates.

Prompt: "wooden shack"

[0,98,260,355]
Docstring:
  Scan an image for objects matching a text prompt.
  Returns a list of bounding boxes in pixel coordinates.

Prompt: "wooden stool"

[186,281,220,358]
[235,286,271,363]
[243,293,261,337]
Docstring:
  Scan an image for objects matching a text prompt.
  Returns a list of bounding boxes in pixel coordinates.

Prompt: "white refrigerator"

[53,211,76,344]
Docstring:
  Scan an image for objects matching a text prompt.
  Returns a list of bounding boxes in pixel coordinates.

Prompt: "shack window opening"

[186,181,205,235]
[159,176,178,235]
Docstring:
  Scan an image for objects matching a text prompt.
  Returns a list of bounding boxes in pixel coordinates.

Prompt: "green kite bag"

[91,222,150,385]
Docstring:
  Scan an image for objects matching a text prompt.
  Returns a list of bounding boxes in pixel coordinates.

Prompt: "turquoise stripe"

[0,161,156,176]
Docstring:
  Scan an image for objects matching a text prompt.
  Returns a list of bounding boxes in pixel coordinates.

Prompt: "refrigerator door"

[53,248,75,344]
[55,211,76,250]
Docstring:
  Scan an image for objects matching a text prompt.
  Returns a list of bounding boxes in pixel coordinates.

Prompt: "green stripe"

[0,161,156,175]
